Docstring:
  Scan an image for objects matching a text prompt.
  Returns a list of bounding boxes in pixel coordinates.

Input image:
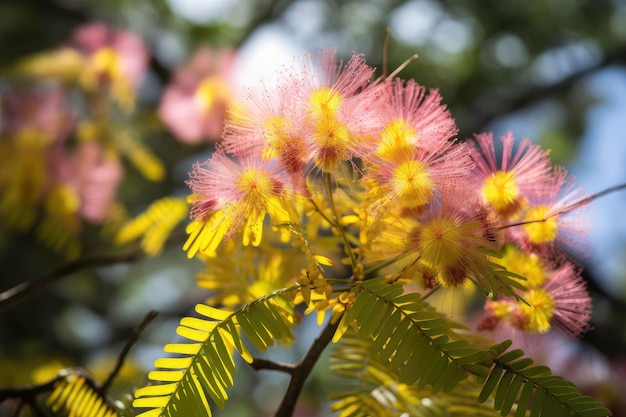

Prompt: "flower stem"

[324,172,358,269]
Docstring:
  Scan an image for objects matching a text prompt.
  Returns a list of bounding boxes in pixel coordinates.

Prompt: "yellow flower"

[519,288,555,333]
[523,205,558,244]
[481,170,520,213]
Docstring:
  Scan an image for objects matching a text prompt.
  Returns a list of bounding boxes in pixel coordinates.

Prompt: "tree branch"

[250,358,296,374]
[0,248,142,313]
[274,318,340,417]
[0,374,64,417]
[1,309,157,413]
[470,44,626,136]
[101,309,159,392]
[0,376,63,403]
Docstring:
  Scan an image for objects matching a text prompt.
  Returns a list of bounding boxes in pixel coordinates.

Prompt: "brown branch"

[0,310,157,416]
[10,400,26,417]
[0,248,142,313]
[250,358,296,374]
[101,309,159,393]
[233,0,286,49]
[0,376,63,403]
[0,374,63,417]
[470,44,626,136]
[499,182,626,230]
[274,318,340,417]
[6,308,156,411]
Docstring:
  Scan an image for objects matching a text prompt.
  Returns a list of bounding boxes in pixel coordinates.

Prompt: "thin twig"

[101,310,159,393]
[324,173,358,269]
[470,45,626,135]
[234,0,284,49]
[373,53,419,84]
[274,318,340,417]
[386,53,419,80]
[27,400,48,417]
[0,376,63,402]
[0,248,142,313]
[499,182,626,230]
[0,309,158,413]
[0,374,64,416]
[382,27,391,78]
[250,358,296,374]
[10,399,25,417]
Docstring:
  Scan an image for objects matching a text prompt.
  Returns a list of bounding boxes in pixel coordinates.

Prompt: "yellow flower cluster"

[181,48,592,340]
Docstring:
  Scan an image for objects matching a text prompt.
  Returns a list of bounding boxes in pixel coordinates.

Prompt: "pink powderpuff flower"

[510,165,591,263]
[73,22,148,87]
[72,22,148,109]
[159,47,236,143]
[0,85,73,230]
[183,147,298,257]
[364,136,473,213]
[48,141,123,223]
[0,85,73,143]
[286,48,382,172]
[372,78,458,163]
[542,262,592,338]
[476,261,592,341]
[72,142,123,223]
[540,335,626,412]
[406,189,513,295]
[221,80,309,194]
[469,131,553,218]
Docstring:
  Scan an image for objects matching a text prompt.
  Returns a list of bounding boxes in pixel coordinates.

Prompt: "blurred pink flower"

[158,47,236,143]
[0,85,73,142]
[73,142,123,223]
[534,334,626,414]
[49,141,123,223]
[72,22,148,89]
[510,165,591,263]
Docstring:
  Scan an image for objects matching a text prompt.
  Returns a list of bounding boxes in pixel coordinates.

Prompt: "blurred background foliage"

[1,0,626,416]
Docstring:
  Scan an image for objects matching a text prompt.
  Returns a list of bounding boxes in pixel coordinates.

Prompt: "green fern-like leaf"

[479,259,528,301]
[115,196,189,256]
[330,333,501,417]
[478,342,612,417]
[114,130,165,182]
[133,289,296,417]
[46,369,119,417]
[339,278,491,394]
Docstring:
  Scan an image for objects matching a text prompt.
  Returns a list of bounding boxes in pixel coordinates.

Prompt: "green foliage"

[330,333,500,417]
[46,369,119,417]
[333,278,612,417]
[478,343,613,417]
[2,3,624,416]
[338,278,491,393]
[132,289,296,417]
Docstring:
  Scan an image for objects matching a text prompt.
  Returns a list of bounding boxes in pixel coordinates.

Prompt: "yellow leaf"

[134,383,177,397]
[163,343,202,355]
[332,313,350,343]
[154,357,193,370]
[148,370,184,382]
[339,214,360,225]
[135,409,163,417]
[176,326,209,342]
[314,254,334,266]
[180,316,219,332]
[195,304,231,321]
[132,396,169,408]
